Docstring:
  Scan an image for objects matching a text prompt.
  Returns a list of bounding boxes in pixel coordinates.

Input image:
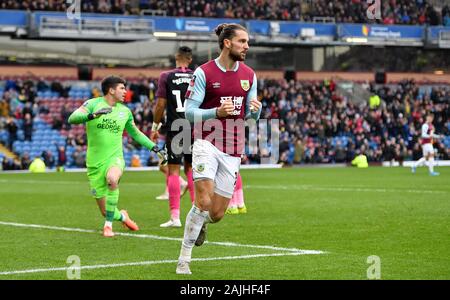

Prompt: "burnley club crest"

[240,80,250,91]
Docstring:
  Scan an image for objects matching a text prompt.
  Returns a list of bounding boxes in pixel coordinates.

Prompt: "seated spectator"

[130,154,142,167]
[29,156,46,173]
[147,153,159,166]
[20,152,32,170]
[351,150,369,168]
[41,150,55,169]
[72,146,86,168]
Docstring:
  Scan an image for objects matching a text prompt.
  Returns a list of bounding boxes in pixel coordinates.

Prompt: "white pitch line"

[0,221,324,254]
[0,252,313,276]
[0,179,164,187]
[0,179,446,194]
[246,184,448,195]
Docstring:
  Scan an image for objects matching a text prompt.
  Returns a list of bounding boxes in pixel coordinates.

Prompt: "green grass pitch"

[0,167,448,279]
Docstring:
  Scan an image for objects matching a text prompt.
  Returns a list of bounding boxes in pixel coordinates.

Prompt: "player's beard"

[229,48,246,62]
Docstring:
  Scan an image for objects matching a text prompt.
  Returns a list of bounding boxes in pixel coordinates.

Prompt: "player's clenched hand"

[249,98,261,112]
[216,99,234,118]
[152,145,168,166]
[93,107,112,118]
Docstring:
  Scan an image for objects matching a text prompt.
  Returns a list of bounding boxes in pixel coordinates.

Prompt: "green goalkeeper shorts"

[87,156,125,199]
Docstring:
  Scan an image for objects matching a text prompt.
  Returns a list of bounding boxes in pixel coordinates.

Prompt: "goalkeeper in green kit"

[68,76,168,237]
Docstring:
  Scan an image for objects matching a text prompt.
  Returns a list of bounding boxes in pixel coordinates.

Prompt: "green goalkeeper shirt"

[81,97,154,168]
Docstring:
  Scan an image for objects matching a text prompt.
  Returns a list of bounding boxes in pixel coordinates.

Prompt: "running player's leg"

[177,140,217,274]
[160,163,182,227]
[103,166,122,236]
[87,166,124,235]
[421,144,439,175]
[176,179,215,274]
[95,197,123,221]
[235,174,246,213]
[104,159,139,236]
[427,151,439,176]
[412,145,428,172]
[226,186,239,215]
[161,134,184,227]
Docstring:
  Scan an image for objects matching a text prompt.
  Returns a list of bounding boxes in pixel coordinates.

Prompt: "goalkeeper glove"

[88,107,112,120]
[152,145,168,166]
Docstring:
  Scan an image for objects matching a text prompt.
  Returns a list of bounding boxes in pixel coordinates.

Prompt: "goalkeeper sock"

[114,208,124,221]
[105,189,119,225]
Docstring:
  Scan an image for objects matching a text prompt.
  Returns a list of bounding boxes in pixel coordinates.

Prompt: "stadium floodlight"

[153,32,177,38]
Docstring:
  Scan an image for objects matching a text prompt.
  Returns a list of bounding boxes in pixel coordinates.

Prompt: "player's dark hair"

[177,46,193,60]
[215,23,248,50]
[101,76,126,95]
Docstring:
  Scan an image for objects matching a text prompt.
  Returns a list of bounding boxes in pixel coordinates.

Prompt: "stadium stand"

[0,75,448,169]
[0,0,448,25]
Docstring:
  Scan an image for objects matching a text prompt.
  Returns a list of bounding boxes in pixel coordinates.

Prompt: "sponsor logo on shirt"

[220,96,244,115]
[212,82,221,89]
[96,118,121,134]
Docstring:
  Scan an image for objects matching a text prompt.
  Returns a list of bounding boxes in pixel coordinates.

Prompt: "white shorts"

[192,139,241,199]
[421,143,434,156]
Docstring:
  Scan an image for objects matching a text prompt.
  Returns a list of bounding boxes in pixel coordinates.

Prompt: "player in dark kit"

[151,46,196,227]
[176,24,262,274]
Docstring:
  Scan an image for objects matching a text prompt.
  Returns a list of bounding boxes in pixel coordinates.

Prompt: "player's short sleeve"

[185,67,206,104]
[156,72,169,99]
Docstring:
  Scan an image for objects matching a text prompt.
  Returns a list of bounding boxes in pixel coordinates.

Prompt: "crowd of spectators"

[1,0,449,26]
[256,78,449,165]
[1,75,449,170]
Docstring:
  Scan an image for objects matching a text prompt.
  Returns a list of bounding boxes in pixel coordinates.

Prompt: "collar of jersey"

[214,58,239,73]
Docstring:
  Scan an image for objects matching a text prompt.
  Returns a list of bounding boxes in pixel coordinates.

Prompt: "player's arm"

[68,101,111,124]
[245,73,262,121]
[151,98,166,141]
[151,73,169,140]
[421,124,429,138]
[184,68,222,122]
[185,68,235,121]
[125,112,168,165]
[153,97,166,125]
